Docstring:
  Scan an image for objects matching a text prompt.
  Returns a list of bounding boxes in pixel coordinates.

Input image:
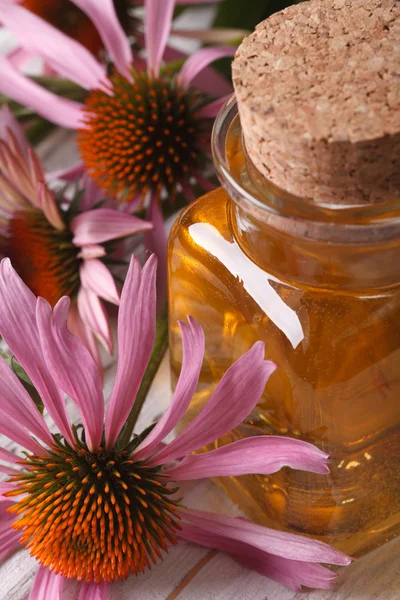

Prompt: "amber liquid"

[168,145,400,557]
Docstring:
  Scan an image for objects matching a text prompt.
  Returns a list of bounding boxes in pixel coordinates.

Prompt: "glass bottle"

[168,96,400,558]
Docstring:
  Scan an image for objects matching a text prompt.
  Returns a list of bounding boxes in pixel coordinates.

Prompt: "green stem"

[119,305,169,447]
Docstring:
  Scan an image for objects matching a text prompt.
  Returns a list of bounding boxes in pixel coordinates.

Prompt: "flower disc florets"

[78,69,211,200]
[8,433,181,583]
[6,209,80,307]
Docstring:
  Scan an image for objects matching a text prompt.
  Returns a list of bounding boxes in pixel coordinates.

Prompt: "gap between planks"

[166,550,218,600]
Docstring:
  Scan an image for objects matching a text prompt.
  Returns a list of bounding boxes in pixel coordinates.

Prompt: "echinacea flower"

[0,0,234,231]
[0,106,152,366]
[0,255,351,597]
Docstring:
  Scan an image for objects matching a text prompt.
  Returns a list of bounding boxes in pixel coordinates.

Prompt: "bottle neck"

[212,98,400,291]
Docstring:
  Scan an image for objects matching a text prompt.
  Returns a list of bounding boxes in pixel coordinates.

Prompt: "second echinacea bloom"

[0,106,152,366]
[0,256,351,598]
[0,0,235,206]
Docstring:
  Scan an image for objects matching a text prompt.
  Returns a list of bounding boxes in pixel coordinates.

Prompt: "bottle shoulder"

[169,187,233,245]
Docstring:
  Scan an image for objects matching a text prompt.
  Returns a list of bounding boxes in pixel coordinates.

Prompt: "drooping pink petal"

[0,418,45,455]
[0,259,73,445]
[0,448,19,465]
[80,259,119,306]
[71,0,133,80]
[178,47,236,89]
[33,160,65,231]
[163,45,232,97]
[167,436,329,481]
[0,55,83,129]
[145,0,175,76]
[46,162,85,182]
[144,194,167,310]
[6,46,32,70]
[105,255,157,448]
[0,482,20,499]
[0,516,21,561]
[0,504,21,562]
[151,343,276,466]
[179,521,339,592]
[0,2,107,90]
[0,105,29,157]
[68,301,101,373]
[79,176,104,211]
[29,567,64,600]
[198,94,231,119]
[182,509,352,566]
[78,581,108,600]
[36,297,104,451]
[77,287,113,354]
[78,245,106,260]
[134,317,204,461]
[0,358,54,447]
[71,208,152,246]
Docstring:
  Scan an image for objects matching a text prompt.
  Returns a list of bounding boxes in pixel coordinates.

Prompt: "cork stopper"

[232,0,400,205]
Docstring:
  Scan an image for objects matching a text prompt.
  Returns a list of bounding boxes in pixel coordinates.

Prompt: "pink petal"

[78,245,106,260]
[182,509,352,566]
[0,448,19,465]
[179,522,338,592]
[34,162,65,231]
[36,297,104,451]
[0,504,21,562]
[163,45,232,96]
[0,418,45,455]
[79,177,105,211]
[105,255,157,448]
[71,0,133,80]
[198,94,231,119]
[0,482,19,499]
[68,301,102,373]
[71,208,152,246]
[78,581,108,600]
[144,194,167,309]
[0,524,21,562]
[0,55,83,129]
[77,287,114,354]
[80,259,119,306]
[178,46,237,89]
[151,343,276,466]
[6,46,32,70]
[0,259,73,445]
[145,0,175,76]
[46,162,85,182]
[134,317,204,461]
[0,2,107,90]
[0,358,53,447]
[29,567,64,600]
[167,436,329,481]
[0,105,29,157]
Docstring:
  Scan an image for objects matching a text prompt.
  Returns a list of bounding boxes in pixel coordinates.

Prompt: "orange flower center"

[7,438,180,583]
[77,70,211,201]
[22,0,131,55]
[5,209,80,307]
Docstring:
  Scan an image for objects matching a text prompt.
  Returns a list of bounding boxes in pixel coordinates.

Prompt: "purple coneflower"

[0,106,152,366]
[0,256,351,597]
[0,0,234,205]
